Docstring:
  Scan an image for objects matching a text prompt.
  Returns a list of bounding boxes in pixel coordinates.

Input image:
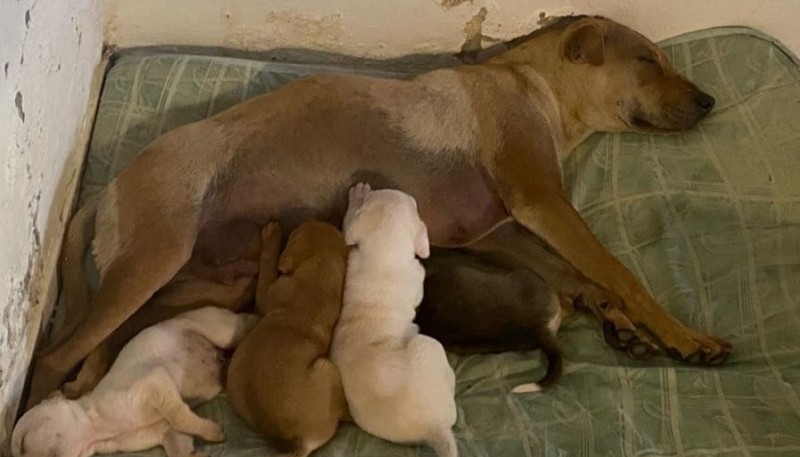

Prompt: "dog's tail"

[511,328,563,394]
[48,196,99,346]
[427,428,458,457]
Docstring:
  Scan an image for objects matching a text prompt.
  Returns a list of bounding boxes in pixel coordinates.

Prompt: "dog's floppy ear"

[564,22,605,66]
[414,222,430,259]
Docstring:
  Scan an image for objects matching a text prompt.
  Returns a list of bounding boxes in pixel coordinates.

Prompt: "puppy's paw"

[348,182,371,209]
[261,222,283,246]
[198,421,225,443]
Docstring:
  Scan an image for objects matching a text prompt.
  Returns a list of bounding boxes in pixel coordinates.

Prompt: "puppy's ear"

[414,222,430,259]
[564,23,605,66]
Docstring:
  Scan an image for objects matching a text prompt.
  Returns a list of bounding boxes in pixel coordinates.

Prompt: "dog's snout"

[694,92,716,113]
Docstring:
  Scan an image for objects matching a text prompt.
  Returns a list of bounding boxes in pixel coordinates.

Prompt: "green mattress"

[79,27,800,456]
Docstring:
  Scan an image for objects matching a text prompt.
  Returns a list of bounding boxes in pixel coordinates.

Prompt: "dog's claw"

[665,338,732,366]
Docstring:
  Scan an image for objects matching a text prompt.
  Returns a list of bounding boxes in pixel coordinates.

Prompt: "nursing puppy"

[227,221,348,457]
[331,183,458,457]
[12,307,257,457]
[417,248,563,393]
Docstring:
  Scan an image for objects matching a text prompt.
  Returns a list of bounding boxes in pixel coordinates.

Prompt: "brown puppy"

[227,221,348,457]
[417,247,565,391]
[30,15,729,407]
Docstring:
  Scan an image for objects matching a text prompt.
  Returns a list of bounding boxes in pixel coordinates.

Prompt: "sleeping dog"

[331,183,458,457]
[12,307,256,457]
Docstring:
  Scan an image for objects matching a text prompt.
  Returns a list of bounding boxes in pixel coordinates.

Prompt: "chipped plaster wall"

[0,0,102,450]
[102,0,800,57]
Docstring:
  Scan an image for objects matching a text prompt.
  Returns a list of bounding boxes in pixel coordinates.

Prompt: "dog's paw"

[198,421,225,443]
[665,329,732,366]
[261,222,283,245]
[348,182,372,208]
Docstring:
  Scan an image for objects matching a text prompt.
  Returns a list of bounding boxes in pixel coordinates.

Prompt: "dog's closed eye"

[636,56,658,65]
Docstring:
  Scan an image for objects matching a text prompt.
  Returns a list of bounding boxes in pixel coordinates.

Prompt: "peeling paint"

[1,0,103,447]
[14,91,25,122]
[458,7,489,63]
[440,0,472,9]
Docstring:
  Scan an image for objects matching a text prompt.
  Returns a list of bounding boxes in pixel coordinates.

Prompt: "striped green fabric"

[81,28,800,456]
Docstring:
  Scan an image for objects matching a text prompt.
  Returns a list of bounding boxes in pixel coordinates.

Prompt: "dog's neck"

[489,31,597,160]
[76,396,128,451]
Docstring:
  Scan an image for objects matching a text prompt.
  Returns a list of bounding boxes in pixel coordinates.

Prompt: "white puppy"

[12,307,257,457]
[331,183,458,457]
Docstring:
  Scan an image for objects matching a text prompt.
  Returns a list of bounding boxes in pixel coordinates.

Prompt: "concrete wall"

[0,0,103,449]
[102,0,800,58]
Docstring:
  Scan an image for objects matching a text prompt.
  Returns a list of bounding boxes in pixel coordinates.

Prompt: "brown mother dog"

[28,15,730,405]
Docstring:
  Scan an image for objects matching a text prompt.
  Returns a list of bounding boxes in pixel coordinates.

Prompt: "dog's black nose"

[694,92,716,113]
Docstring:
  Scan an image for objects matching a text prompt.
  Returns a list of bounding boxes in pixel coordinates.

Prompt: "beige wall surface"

[103,0,800,58]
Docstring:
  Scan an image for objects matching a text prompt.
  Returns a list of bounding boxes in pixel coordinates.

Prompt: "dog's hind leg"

[26,201,199,408]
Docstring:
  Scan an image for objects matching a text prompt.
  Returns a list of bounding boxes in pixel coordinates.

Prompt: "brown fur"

[226,222,348,457]
[27,15,730,408]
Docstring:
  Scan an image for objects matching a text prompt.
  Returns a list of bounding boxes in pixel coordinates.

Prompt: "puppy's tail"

[427,428,458,457]
[49,195,99,347]
[511,329,563,394]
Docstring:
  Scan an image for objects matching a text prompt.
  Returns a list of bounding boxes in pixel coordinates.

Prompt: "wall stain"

[458,7,499,63]
[3,62,8,77]
[14,91,25,122]
[440,0,472,8]
[25,9,30,28]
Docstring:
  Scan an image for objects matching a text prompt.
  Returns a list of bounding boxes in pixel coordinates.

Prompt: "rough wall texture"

[0,0,102,450]
[102,0,799,58]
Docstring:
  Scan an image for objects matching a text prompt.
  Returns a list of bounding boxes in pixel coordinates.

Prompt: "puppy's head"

[343,183,429,259]
[11,393,89,457]
[278,221,347,274]
[559,16,714,133]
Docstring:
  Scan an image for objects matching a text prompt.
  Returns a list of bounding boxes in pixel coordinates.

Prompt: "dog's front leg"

[493,139,731,365]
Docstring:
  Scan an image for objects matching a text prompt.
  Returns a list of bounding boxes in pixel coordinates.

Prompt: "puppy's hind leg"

[426,428,458,457]
[174,307,259,350]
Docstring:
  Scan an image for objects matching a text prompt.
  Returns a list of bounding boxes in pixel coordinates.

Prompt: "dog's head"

[502,16,715,134]
[278,221,347,274]
[11,393,89,457]
[343,183,429,259]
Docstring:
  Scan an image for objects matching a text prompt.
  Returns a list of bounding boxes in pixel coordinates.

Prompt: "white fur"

[12,307,257,457]
[331,183,458,457]
[384,70,479,157]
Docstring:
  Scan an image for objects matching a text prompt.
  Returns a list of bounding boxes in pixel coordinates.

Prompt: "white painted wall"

[0,0,103,450]
[102,0,800,58]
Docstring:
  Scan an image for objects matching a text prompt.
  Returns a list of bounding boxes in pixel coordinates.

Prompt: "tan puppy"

[30,15,730,407]
[227,221,348,457]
